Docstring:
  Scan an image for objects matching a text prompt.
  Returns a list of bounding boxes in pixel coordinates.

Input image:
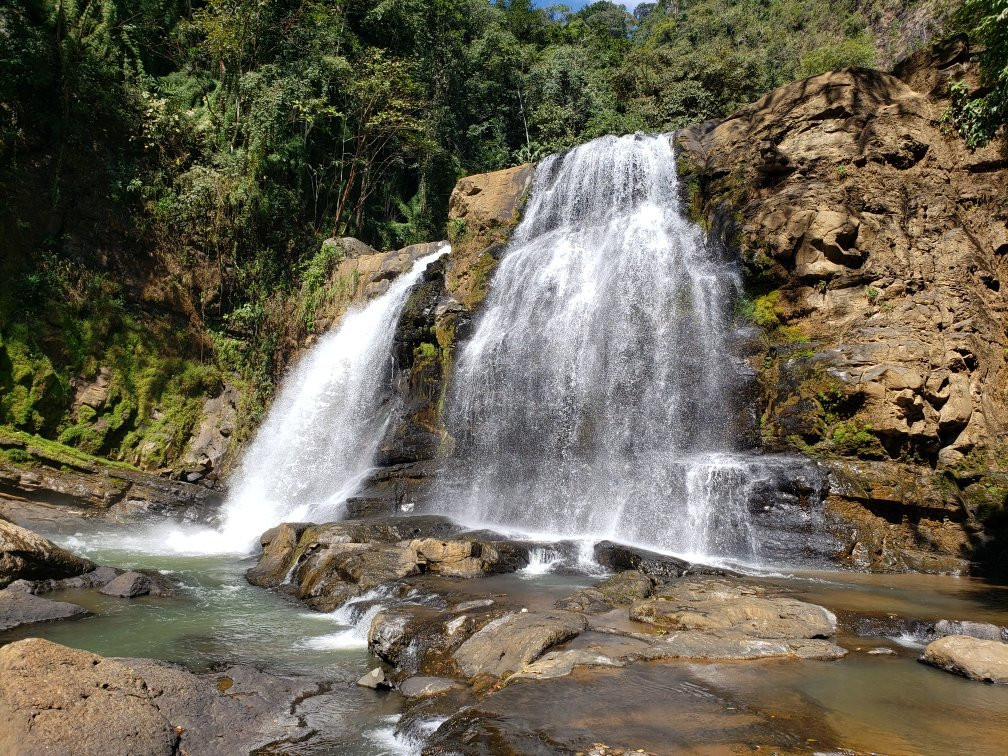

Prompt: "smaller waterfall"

[169,246,448,554]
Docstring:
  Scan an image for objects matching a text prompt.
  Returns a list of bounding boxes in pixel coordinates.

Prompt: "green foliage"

[831,420,885,458]
[866,286,880,302]
[750,291,783,329]
[300,242,346,332]
[948,0,1008,148]
[798,34,877,78]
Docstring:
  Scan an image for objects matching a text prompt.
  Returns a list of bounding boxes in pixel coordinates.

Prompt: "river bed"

[3,513,1008,754]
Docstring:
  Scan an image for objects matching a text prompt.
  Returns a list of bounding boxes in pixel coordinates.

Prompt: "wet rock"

[641,633,847,661]
[592,541,690,577]
[398,675,460,698]
[507,649,623,682]
[0,588,87,631]
[629,578,836,640]
[246,522,312,588]
[100,570,155,598]
[921,635,1008,683]
[0,518,95,588]
[453,610,589,679]
[369,603,504,683]
[250,516,525,611]
[0,638,324,755]
[868,647,897,655]
[411,537,515,578]
[294,541,421,611]
[248,515,460,591]
[61,565,122,589]
[357,667,391,690]
[0,439,221,519]
[555,570,654,613]
[934,619,1008,643]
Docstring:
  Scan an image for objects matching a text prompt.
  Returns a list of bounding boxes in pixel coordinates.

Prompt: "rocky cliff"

[676,36,1008,575]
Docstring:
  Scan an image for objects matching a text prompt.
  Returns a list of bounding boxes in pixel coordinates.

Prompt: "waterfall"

[440,133,764,561]
[169,246,448,554]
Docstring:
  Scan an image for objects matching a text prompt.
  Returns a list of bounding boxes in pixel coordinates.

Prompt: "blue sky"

[533,1,644,9]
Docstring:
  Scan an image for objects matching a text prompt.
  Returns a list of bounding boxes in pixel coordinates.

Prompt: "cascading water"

[169,246,448,554]
[440,134,782,563]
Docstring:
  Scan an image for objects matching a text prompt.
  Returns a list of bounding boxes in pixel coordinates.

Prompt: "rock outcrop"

[247,516,529,611]
[0,638,326,755]
[677,36,1008,574]
[344,165,535,516]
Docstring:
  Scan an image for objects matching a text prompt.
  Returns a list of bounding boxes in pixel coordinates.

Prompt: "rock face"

[0,433,221,520]
[344,165,535,516]
[0,517,95,588]
[921,635,1008,683]
[0,638,325,755]
[177,384,239,486]
[677,36,1008,574]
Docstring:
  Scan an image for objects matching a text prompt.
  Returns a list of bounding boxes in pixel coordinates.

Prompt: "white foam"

[520,547,563,576]
[300,587,392,650]
[365,714,447,755]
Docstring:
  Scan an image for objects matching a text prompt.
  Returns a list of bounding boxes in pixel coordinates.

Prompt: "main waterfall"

[170,247,448,553]
[441,134,763,561]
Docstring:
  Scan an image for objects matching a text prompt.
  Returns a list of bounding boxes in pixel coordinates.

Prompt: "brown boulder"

[921,635,1008,683]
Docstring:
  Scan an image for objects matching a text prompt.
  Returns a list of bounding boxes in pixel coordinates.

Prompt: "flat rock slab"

[0,638,321,755]
[921,635,1008,683]
[508,649,623,682]
[453,610,589,678]
[566,630,655,658]
[398,675,460,698]
[0,588,87,631]
[630,578,836,640]
[556,570,654,613]
[639,631,847,661]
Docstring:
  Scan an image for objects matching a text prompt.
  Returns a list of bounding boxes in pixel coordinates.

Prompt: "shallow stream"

[4,513,1008,754]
